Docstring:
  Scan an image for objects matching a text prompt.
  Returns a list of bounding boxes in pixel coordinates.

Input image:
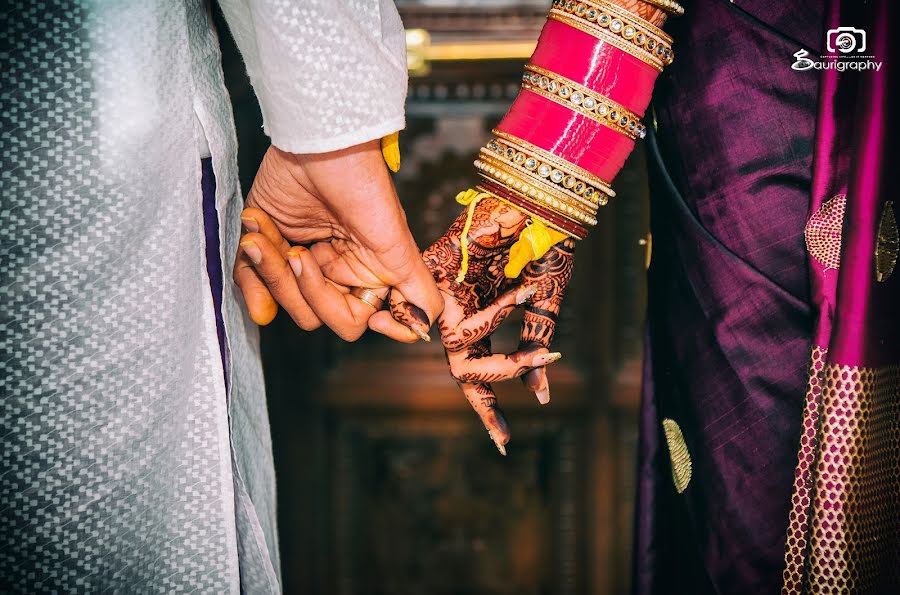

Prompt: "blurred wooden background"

[215,1,650,593]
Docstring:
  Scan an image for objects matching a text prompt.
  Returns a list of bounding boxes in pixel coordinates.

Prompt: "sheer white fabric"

[0,1,406,592]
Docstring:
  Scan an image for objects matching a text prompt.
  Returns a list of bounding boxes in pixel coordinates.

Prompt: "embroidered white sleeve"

[218,0,407,153]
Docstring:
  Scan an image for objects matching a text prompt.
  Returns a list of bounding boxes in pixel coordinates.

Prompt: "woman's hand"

[234,141,443,342]
[391,196,576,454]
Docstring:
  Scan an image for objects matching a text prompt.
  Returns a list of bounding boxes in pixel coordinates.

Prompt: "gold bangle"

[480,142,605,209]
[549,0,674,71]
[588,0,672,42]
[491,129,616,198]
[474,157,599,226]
[474,159,599,228]
[522,64,646,140]
[478,149,601,214]
[640,0,684,17]
[477,153,600,220]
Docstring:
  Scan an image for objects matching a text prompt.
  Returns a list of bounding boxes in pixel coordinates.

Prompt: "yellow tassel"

[504,218,568,278]
[452,189,568,283]
[381,131,401,172]
[454,189,490,283]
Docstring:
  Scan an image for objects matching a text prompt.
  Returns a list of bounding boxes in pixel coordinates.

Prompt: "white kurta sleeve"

[217,0,407,154]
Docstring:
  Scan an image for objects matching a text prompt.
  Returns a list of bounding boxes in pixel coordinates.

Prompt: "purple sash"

[782,1,899,592]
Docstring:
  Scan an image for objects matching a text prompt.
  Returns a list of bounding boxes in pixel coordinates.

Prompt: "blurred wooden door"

[217,2,651,593]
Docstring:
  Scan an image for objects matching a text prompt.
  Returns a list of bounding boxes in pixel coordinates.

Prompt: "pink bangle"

[530,18,659,116]
[497,91,635,181]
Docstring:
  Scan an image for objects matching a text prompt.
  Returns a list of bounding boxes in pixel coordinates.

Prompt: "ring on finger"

[349,287,386,310]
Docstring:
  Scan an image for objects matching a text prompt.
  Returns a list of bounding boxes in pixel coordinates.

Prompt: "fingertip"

[241,206,267,222]
[397,274,445,327]
[287,250,303,277]
[532,351,562,367]
[488,431,508,456]
[240,240,262,265]
[523,367,550,405]
[248,297,278,326]
[369,311,420,344]
[515,283,539,305]
[389,299,432,341]
[482,408,510,445]
[240,215,259,233]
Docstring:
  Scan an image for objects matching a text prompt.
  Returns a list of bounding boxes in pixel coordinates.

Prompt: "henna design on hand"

[393,197,577,454]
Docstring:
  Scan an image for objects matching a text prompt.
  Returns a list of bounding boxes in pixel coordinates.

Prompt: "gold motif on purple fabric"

[805,194,846,271]
[875,201,897,282]
[782,347,900,594]
[661,418,692,494]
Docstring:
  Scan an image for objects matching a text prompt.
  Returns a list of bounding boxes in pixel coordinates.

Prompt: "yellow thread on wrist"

[454,188,570,283]
[455,189,490,282]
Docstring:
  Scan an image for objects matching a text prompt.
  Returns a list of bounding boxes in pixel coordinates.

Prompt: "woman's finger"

[440,283,538,351]
[367,310,421,343]
[516,239,575,404]
[287,246,376,342]
[388,289,432,342]
[447,343,561,384]
[238,233,321,330]
[458,380,510,456]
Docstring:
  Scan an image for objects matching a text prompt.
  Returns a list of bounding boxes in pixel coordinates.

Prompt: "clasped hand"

[236,143,574,453]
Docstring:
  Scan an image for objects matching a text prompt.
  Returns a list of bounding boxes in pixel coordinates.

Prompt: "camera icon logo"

[826,27,867,54]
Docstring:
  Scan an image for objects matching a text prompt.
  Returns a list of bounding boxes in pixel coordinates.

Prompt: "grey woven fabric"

[1,2,279,592]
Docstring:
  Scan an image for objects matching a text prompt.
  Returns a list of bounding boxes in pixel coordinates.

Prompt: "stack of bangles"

[460,0,681,263]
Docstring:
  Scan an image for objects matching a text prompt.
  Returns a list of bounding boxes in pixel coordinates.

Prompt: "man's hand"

[234,141,443,342]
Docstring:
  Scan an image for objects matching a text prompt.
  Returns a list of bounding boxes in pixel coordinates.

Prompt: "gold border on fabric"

[782,348,900,594]
[876,201,898,282]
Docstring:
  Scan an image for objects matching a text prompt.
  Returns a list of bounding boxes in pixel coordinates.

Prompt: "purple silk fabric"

[632,1,822,593]
[201,158,227,379]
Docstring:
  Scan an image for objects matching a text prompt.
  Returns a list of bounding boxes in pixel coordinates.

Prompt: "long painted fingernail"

[401,303,431,342]
[241,216,259,233]
[532,351,562,367]
[536,386,550,405]
[241,241,262,265]
[516,284,539,305]
[488,431,508,456]
[287,251,303,277]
